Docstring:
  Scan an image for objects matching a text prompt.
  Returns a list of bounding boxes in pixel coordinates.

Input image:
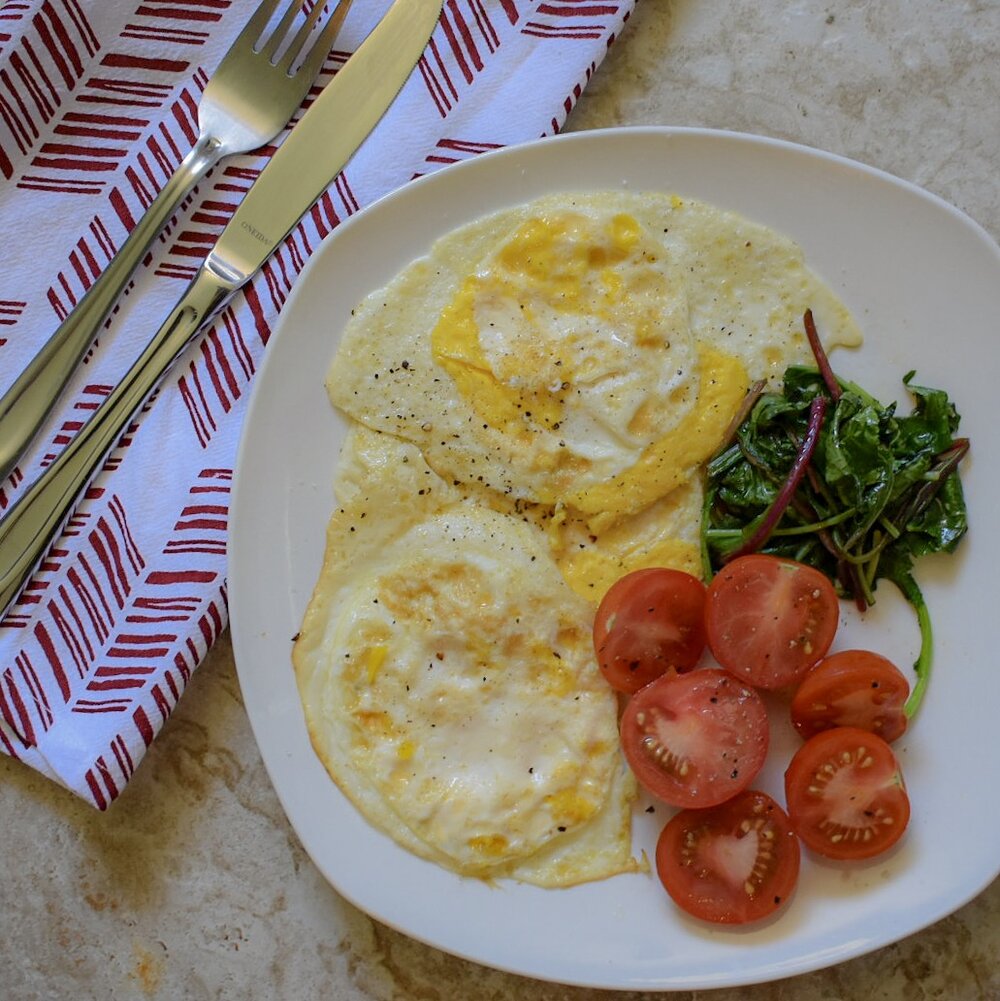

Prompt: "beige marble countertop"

[4,1,999,998]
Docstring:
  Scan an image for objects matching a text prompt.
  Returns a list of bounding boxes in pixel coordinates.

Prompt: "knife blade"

[0,0,443,616]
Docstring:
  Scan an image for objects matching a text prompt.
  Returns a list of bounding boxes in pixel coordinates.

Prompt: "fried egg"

[293,427,641,886]
[327,191,860,524]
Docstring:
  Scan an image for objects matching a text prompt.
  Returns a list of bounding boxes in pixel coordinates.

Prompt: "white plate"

[229,127,1000,990]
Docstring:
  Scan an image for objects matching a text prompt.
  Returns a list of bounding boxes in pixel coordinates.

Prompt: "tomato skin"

[593,568,707,695]
[620,668,769,808]
[784,726,910,861]
[656,790,800,925]
[705,554,839,690]
[791,649,910,742]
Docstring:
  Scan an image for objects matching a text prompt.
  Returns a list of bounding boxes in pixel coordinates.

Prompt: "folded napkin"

[0,0,637,807]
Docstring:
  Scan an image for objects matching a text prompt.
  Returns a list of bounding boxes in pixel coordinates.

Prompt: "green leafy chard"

[701,319,970,719]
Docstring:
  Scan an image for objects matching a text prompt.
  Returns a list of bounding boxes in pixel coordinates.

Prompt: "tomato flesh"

[656,789,800,924]
[705,554,839,690]
[791,649,910,742]
[620,668,769,808]
[784,726,910,860]
[593,568,707,694]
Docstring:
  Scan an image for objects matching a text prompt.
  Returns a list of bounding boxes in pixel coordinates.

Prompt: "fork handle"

[0,133,225,484]
[0,263,238,616]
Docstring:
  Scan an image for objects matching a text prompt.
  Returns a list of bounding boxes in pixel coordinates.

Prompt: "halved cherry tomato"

[791,649,910,742]
[593,568,707,694]
[784,726,910,860]
[705,554,839,690]
[655,789,800,924]
[620,668,769,808]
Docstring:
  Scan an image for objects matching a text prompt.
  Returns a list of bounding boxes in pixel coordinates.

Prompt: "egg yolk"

[557,535,702,602]
[568,347,748,525]
[430,209,749,598]
[430,210,645,439]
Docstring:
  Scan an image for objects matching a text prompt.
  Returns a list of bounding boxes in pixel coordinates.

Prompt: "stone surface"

[4,1,999,998]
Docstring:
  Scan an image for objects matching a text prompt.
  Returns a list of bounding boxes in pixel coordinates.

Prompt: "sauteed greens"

[701,312,970,718]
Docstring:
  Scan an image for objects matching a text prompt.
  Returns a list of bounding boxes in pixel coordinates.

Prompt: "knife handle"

[0,264,237,616]
[0,135,223,484]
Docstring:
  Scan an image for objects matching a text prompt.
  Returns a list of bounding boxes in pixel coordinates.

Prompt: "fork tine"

[295,0,354,80]
[231,0,282,51]
[261,0,308,62]
[279,0,344,74]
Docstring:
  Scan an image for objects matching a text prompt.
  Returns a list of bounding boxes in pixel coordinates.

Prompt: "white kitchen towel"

[0,0,637,807]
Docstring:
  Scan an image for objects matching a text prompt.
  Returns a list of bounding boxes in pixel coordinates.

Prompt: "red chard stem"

[725,394,828,561]
[804,309,842,401]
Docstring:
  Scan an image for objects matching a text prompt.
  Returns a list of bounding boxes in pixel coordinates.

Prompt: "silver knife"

[0,0,443,615]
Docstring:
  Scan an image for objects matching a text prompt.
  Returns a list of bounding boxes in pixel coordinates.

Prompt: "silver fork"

[0,0,353,483]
